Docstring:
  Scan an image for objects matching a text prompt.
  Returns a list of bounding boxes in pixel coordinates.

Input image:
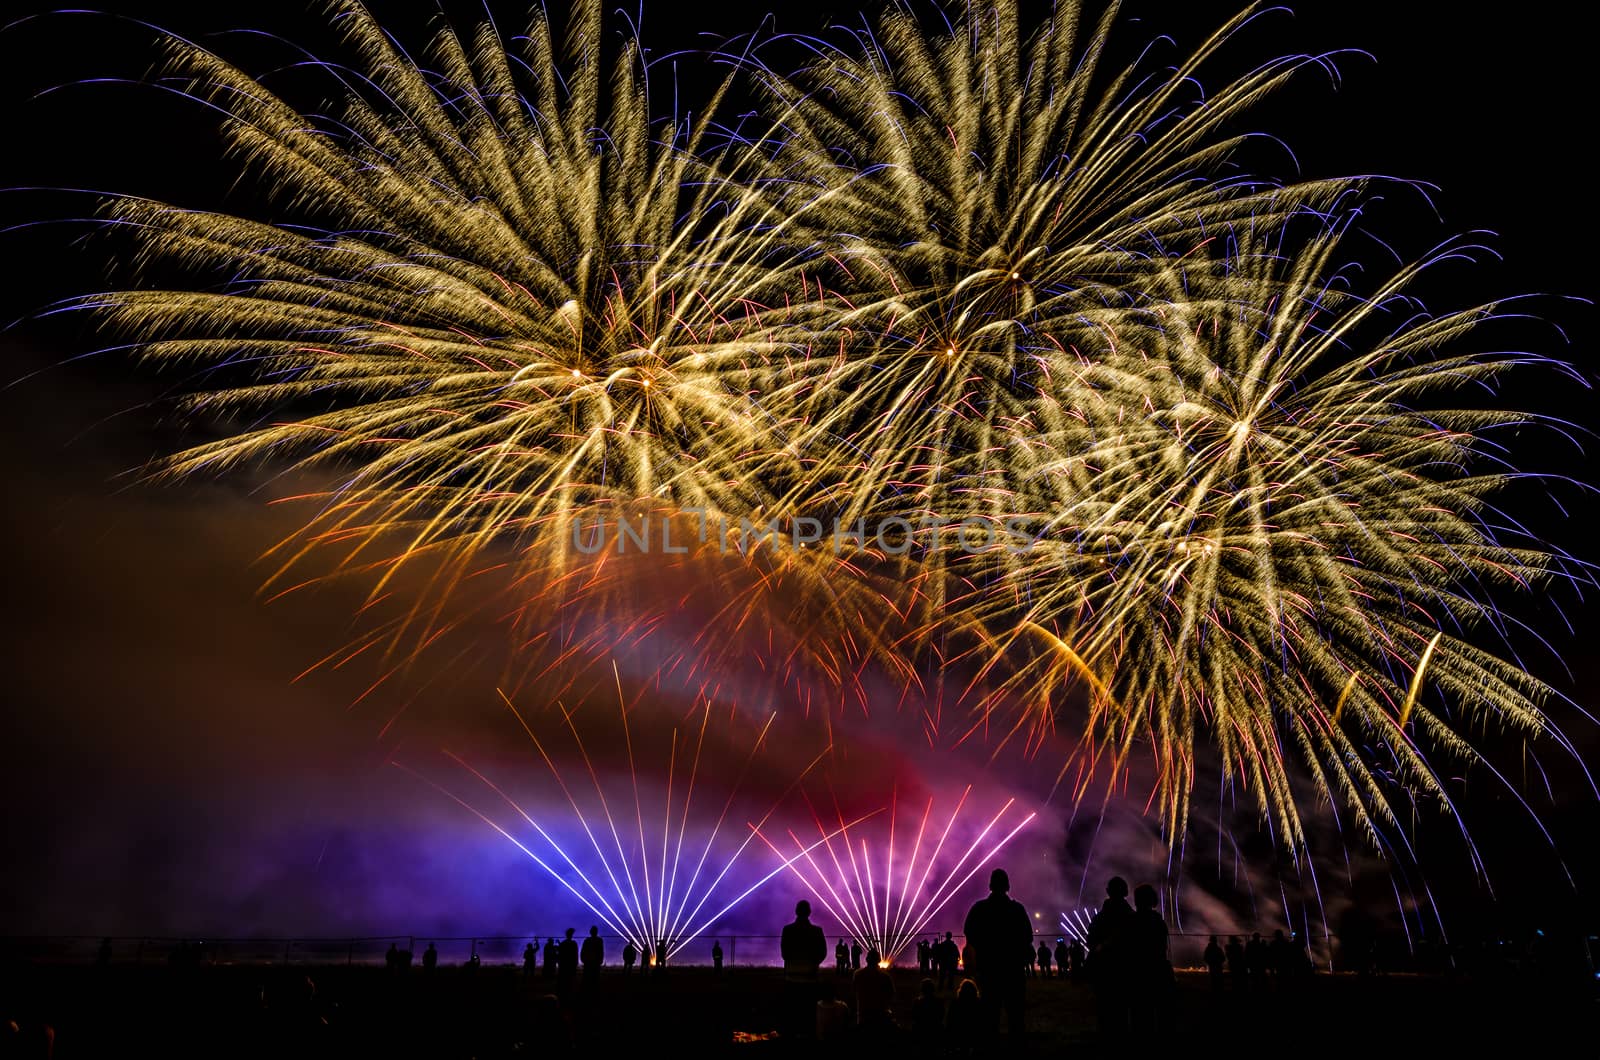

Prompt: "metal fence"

[0,930,1342,971]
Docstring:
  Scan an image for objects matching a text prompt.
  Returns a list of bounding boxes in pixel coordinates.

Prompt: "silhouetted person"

[1130,884,1168,966]
[1204,935,1226,989]
[712,939,724,972]
[422,942,438,973]
[622,939,637,974]
[851,961,897,1044]
[1037,941,1053,978]
[816,996,852,1042]
[557,929,579,995]
[836,939,850,977]
[385,942,399,972]
[782,902,826,975]
[1130,883,1173,1041]
[962,868,1032,1038]
[865,945,881,969]
[581,926,604,986]
[528,992,565,1051]
[524,942,538,976]
[934,935,953,992]
[912,978,944,1042]
[1068,939,1086,982]
[850,940,863,970]
[1247,932,1268,988]
[543,937,558,979]
[780,900,827,1040]
[1225,935,1245,989]
[1292,934,1316,980]
[1269,929,1293,983]
[947,979,983,1056]
[295,974,321,1029]
[937,932,959,989]
[918,938,931,974]
[1054,939,1069,980]
[655,938,669,973]
[1087,876,1135,1039]
[639,941,651,971]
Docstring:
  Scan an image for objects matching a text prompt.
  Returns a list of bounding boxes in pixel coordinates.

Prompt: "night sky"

[1,0,1595,951]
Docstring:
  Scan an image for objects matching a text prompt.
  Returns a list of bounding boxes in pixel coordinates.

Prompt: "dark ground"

[2,959,1594,1058]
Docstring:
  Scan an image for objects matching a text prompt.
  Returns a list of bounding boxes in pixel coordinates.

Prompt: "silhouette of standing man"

[962,868,1033,1039]
[1226,935,1246,990]
[1088,876,1135,1040]
[557,929,579,995]
[1204,935,1226,990]
[580,926,604,987]
[937,931,959,990]
[1130,883,1173,1042]
[780,900,827,1040]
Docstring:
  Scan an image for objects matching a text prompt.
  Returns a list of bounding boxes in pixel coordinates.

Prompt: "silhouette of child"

[912,978,944,1041]
[947,978,983,1055]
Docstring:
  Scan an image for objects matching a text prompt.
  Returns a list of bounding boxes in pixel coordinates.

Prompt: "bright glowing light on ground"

[401,679,856,961]
[758,784,1035,965]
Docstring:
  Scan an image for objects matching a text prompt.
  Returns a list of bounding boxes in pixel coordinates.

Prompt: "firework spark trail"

[758,783,1036,964]
[935,219,1593,872]
[1058,907,1096,947]
[55,0,1596,888]
[80,0,899,683]
[748,2,1355,558]
[402,679,861,960]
